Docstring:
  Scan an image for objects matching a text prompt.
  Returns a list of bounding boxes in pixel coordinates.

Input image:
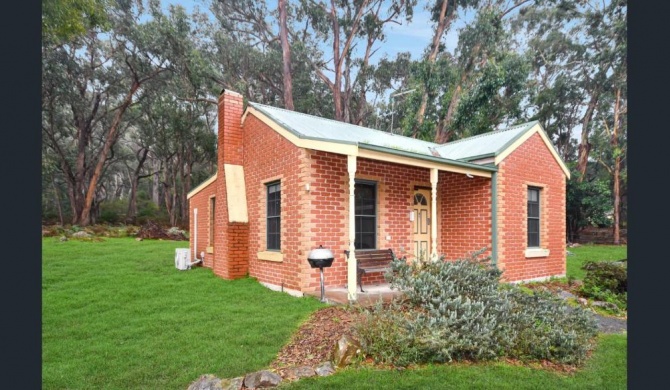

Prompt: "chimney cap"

[220,89,243,98]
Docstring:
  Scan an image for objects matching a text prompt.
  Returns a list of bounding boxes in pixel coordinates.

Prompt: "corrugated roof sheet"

[249,102,538,163]
[432,121,539,161]
[250,102,438,156]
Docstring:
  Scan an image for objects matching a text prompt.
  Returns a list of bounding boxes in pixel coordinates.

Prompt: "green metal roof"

[249,102,540,166]
[432,121,539,161]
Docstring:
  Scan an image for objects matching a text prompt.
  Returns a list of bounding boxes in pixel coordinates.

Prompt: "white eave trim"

[494,124,571,179]
[187,173,217,199]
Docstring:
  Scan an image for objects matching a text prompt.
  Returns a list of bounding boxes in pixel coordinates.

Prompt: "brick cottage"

[188,89,570,302]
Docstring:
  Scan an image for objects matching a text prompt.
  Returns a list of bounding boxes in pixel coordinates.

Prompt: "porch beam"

[430,168,438,261]
[347,155,357,302]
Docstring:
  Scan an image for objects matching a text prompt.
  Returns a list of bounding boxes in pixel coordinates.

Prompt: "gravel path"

[594,314,627,334]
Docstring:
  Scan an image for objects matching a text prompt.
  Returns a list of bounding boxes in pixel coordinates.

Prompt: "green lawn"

[42,238,324,389]
[282,334,627,389]
[566,244,628,280]
[43,238,626,389]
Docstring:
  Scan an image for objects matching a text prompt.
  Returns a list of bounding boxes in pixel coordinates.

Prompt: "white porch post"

[347,155,358,302]
[430,168,438,261]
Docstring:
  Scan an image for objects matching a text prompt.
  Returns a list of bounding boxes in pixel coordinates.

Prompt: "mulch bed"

[269,303,587,376]
[523,279,583,296]
[271,306,363,371]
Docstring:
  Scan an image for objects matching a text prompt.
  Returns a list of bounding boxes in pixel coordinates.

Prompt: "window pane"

[528,218,539,234]
[354,182,376,249]
[361,217,375,233]
[528,232,539,247]
[358,233,375,249]
[528,203,539,218]
[528,188,538,202]
[267,181,281,250]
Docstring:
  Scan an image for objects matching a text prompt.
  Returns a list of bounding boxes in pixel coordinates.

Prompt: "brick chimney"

[213,89,249,279]
[218,89,245,166]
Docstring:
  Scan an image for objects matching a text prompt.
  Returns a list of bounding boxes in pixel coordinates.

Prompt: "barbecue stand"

[307,245,334,303]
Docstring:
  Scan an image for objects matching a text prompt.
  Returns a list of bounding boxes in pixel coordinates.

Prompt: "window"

[208,196,215,245]
[266,181,281,250]
[527,187,540,247]
[354,181,377,249]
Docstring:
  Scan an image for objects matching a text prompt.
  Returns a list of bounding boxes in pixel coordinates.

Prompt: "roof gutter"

[358,143,498,173]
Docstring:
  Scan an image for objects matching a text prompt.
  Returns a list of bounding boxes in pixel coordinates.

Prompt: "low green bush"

[580,261,627,311]
[355,250,598,367]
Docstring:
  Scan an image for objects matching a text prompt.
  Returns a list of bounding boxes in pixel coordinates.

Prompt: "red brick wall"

[497,132,567,281]
[188,178,217,267]
[438,171,492,260]
[243,114,310,292]
[306,152,432,288]
[303,151,348,290]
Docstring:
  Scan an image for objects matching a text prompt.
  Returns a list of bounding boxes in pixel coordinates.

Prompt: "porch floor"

[304,283,403,305]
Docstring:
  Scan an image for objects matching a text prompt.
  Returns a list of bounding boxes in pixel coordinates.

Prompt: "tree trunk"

[80,82,139,226]
[577,93,599,180]
[52,178,64,226]
[435,84,462,143]
[278,0,294,110]
[126,148,150,223]
[611,88,622,245]
[434,41,482,144]
[411,0,452,138]
[152,159,161,208]
[613,154,620,245]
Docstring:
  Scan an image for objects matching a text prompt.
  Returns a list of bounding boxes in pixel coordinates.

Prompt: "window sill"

[206,246,214,254]
[525,248,550,258]
[258,251,283,262]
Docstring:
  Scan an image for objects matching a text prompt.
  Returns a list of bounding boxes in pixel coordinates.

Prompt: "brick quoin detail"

[497,132,567,282]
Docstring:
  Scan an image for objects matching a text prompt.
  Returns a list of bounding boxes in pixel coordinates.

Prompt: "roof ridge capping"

[248,101,439,146]
[434,120,539,149]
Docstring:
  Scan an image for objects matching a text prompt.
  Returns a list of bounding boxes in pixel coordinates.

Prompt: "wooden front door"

[412,189,431,261]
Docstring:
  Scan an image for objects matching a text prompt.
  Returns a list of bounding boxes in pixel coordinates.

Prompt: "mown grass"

[42,238,324,389]
[44,238,627,389]
[567,244,627,280]
[282,334,627,390]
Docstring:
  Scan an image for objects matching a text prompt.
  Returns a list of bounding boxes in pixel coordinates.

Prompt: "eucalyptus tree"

[42,0,110,44]
[515,0,626,179]
[42,1,208,225]
[409,0,478,137]
[392,1,531,142]
[297,0,416,122]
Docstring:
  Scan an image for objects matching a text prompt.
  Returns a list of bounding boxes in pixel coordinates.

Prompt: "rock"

[331,335,362,368]
[282,366,316,380]
[578,298,588,306]
[592,301,619,311]
[59,236,68,242]
[135,237,143,241]
[566,250,574,256]
[557,290,577,300]
[219,377,243,390]
[187,374,224,390]
[72,231,91,238]
[315,361,335,377]
[243,370,282,388]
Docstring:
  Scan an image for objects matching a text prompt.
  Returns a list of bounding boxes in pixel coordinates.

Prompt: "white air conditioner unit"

[175,248,192,270]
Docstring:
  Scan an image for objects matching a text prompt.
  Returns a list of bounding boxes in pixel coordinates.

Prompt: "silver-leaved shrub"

[354,249,598,366]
